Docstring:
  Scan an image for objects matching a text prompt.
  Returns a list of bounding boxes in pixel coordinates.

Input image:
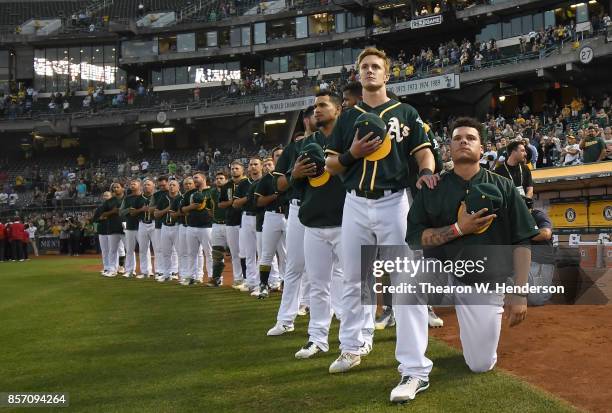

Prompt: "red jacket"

[8,222,25,241]
[0,223,5,240]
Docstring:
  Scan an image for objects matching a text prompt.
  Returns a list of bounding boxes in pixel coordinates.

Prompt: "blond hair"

[356,47,391,75]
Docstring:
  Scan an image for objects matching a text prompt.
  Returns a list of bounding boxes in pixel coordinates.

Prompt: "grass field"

[0,258,580,413]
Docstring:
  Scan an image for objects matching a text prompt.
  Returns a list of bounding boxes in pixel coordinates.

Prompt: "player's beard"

[315,118,330,128]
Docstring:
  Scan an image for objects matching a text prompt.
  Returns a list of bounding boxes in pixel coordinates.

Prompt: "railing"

[85,0,114,16]
[177,0,216,23]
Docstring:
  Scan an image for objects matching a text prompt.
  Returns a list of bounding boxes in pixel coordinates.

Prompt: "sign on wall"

[387,74,459,97]
[410,15,443,30]
[255,96,316,117]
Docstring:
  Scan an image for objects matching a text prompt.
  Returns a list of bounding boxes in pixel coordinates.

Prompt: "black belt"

[140,220,153,224]
[290,199,301,206]
[214,220,225,225]
[352,188,399,200]
[267,207,284,214]
[245,212,257,216]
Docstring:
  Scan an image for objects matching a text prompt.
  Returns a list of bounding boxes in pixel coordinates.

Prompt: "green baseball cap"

[354,112,387,142]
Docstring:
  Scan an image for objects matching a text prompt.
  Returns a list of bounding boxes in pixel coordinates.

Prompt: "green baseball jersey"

[220,178,246,226]
[293,131,346,228]
[119,194,141,231]
[406,167,539,285]
[246,178,265,232]
[210,187,226,224]
[184,188,213,228]
[255,173,285,213]
[181,189,197,227]
[582,136,605,163]
[150,190,168,229]
[92,205,109,235]
[273,140,302,201]
[234,178,257,214]
[326,99,431,191]
[135,194,153,223]
[100,196,124,234]
[159,193,182,227]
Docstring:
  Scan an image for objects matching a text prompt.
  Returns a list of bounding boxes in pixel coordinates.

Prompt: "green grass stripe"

[0,259,579,413]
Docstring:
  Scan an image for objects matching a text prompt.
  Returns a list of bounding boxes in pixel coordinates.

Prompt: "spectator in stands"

[580,125,607,163]
[480,141,497,170]
[168,160,177,176]
[130,162,140,176]
[141,159,149,173]
[561,135,580,166]
[77,180,87,199]
[214,148,221,159]
[183,162,192,175]
[161,149,170,166]
[196,149,205,166]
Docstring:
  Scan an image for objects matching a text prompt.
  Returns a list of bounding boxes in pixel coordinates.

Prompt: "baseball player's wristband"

[338,150,358,167]
[418,168,434,177]
[452,222,463,237]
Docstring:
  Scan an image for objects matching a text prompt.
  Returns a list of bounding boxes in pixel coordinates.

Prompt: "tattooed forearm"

[421,226,460,247]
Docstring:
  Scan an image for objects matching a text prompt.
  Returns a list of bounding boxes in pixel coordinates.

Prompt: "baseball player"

[149,176,170,278]
[219,162,248,291]
[92,191,112,275]
[393,116,538,402]
[119,179,142,277]
[325,47,438,373]
[207,171,228,287]
[254,151,286,298]
[97,182,125,277]
[342,81,362,111]
[290,91,346,358]
[178,177,203,283]
[155,179,183,282]
[525,197,555,306]
[134,179,155,278]
[181,172,213,285]
[266,111,315,335]
[234,158,263,292]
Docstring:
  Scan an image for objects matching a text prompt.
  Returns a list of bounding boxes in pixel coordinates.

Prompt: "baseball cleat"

[179,278,192,286]
[206,278,221,287]
[428,306,444,328]
[295,341,323,359]
[359,343,372,357]
[267,323,295,336]
[232,279,245,289]
[258,285,269,299]
[329,353,361,373]
[269,282,282,292]
[250,286,261,297]
[135,274,146,279]
[390,376,429,403]
[122,272,134,278]
[298,305,310,316]
[237,283,250,292]
[103,271,117,277]
[375,307,395,330]
[117,266,125,275]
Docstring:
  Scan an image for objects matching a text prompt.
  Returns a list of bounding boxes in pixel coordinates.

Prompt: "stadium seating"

[0,1,87,29]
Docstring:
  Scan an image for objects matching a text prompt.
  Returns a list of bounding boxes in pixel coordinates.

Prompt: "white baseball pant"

[137,222,155,275]
[178,225,204,279]
[225,225,242,281]
[395,269,504,380]
[260,211,286,285]
[161,225,179,277]
[107,233,123,273]
[275,202,307,325]
[339,190,409,354]
[239,213,258,288]
[124,229,138,274]
[212,223,227,247]
[304,226,344,352]
[186,226,212,281]
[201,234,212,281]
[99,234,110,272]
[256,231,280,285]
[153,228,163,275]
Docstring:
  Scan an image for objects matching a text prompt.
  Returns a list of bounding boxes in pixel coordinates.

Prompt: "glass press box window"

[308,13,335,36]
[33,45,120,92]
[254,22,267,44]
[176,33,196,52]
[296,16,308,38]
